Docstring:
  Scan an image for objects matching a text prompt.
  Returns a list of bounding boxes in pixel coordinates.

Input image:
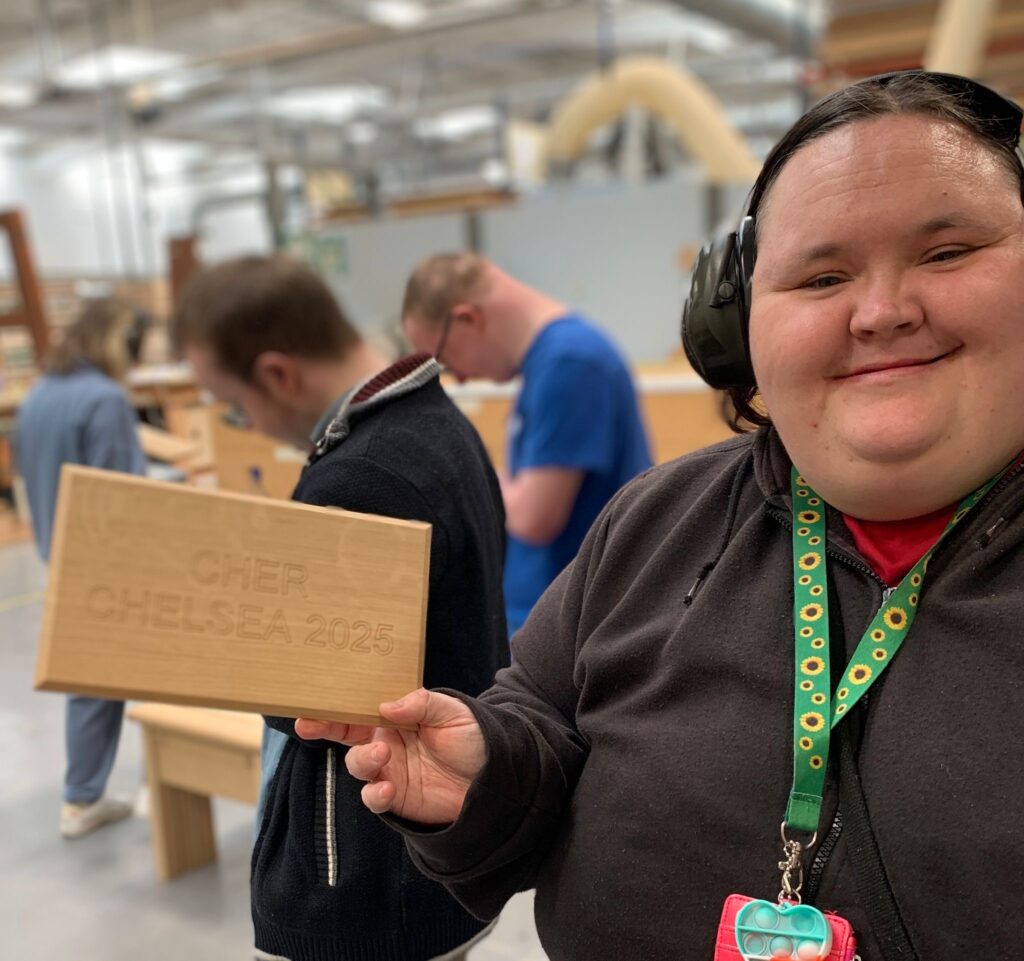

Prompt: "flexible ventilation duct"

[546,57,761,184]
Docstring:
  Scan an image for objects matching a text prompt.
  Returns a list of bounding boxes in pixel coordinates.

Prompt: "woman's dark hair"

[727,70,1024,431]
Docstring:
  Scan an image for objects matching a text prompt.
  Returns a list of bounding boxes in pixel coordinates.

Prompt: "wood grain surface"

[137,424,201,464]
[36,466,430,725]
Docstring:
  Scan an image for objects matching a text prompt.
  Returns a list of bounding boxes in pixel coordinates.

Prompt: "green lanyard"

[784,466,1005,834]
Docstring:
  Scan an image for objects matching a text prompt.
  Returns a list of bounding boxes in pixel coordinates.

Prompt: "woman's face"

[750,113,1024,518]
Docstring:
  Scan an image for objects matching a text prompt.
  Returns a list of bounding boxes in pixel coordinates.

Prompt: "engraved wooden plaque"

[35,466,430,725]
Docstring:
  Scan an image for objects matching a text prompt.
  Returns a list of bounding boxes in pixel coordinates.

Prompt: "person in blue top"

[402,253,652,633]
[15,297,148,839]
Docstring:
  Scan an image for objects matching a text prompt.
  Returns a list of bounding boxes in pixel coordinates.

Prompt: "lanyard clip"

[778,822,816,904]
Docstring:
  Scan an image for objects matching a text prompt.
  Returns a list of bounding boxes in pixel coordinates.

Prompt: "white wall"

[197,201,273,264]
[0,139,747,362]
[482,175,709,361]
[315,173,721,362]
[305,213,466,334]
[0,143,273,279]
[0,147,133,277]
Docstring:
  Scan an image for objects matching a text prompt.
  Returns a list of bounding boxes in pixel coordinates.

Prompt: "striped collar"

[312,353,441,458]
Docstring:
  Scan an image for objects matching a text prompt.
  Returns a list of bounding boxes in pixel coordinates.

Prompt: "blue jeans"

[64,695,124,804]
[256,724,289,831]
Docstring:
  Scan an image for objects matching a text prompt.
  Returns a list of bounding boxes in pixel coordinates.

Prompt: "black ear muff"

[682,72,1024,391]
[681,215,756,389]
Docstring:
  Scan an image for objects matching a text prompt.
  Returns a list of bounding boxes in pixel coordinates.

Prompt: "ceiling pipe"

[924,0,999,77]
[186,0,589,75]
[546,56,761,183]
[669,0,818,54]
[32,0,62,89]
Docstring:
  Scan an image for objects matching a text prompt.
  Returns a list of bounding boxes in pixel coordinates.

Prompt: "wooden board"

[448,374,733,471]
[821,0,1024,96]
[0,209,50,360]
[128,703,263,879]
[128,363,202,412]
[128,703,264,753]
[164,404,216,473]
[36,466,431,725]
[210,410,305,500]
[640,389,734,464]
[137,424,201,464]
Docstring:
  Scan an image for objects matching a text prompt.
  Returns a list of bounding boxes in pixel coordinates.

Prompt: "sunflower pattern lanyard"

[725,465,1006,961]
[785,465,1003,836]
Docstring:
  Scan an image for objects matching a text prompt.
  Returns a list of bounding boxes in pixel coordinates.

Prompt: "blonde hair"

[46,298,136,381]
[401,252,491,328]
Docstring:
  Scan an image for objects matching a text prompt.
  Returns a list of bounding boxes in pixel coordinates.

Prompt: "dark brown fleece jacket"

[397,427,1024,961]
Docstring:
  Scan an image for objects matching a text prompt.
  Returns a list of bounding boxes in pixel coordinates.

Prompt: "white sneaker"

[60,796,133,839]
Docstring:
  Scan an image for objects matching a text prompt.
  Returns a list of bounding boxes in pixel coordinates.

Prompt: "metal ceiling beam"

[2,1,594,131]
[668,0,818,53]
[184,0,589,75]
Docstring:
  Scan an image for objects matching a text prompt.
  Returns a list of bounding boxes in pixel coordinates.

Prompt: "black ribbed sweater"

[252,362,509,961]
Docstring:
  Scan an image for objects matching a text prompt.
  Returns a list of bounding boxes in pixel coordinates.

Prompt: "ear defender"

[680,72,1024,391]
[681,215,756,390]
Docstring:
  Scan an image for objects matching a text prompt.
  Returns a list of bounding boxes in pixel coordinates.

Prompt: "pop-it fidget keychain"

[733,899,831,961]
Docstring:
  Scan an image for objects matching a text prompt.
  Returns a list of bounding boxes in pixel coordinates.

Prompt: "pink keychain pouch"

[714,893,858,961]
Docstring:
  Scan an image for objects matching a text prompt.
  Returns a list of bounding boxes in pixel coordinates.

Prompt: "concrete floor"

[0,541,548,961]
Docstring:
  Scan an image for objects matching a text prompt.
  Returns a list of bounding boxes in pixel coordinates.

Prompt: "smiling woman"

[299,71,1024,961]
[751,108,1024,520]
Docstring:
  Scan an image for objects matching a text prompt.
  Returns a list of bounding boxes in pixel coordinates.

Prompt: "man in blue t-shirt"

[402,253,652,633]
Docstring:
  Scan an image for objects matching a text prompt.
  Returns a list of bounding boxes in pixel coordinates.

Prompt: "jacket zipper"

[769,451,1024,584]
[805,810,843,900]
[766,506,889,591]
[325,747,338,887]
[928,456,1024,559]
[771,466,1024,902]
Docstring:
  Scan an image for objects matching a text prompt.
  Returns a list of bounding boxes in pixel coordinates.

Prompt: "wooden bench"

[127,703,263,880]
[445,369,733,472]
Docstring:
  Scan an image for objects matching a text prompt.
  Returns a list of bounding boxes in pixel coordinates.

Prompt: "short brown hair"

[401,252,490,328]
[171,255,360,381]
[727,70,1024,431]
[46,297,136,381]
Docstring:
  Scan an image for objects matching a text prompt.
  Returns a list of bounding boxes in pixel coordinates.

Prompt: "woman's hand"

[295,688,485,824]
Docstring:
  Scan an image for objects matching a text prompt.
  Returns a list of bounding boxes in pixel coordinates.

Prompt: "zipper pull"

[977,516,1007,548]
[881,586,895,602]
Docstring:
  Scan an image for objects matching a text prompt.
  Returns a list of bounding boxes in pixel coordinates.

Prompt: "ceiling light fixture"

[365,0,427,29]
[346,121,379,145]
[0,81,37,109]
[55,45,187,90]
[149,66,225,102]
[612,8,736,54]
[414,105,499,141]
[267,86,390,124]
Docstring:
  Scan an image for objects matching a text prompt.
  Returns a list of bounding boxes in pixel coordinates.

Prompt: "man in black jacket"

[172,255,509,961]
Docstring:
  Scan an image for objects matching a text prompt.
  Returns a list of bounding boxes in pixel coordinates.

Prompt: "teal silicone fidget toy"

[734,899,832,961]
